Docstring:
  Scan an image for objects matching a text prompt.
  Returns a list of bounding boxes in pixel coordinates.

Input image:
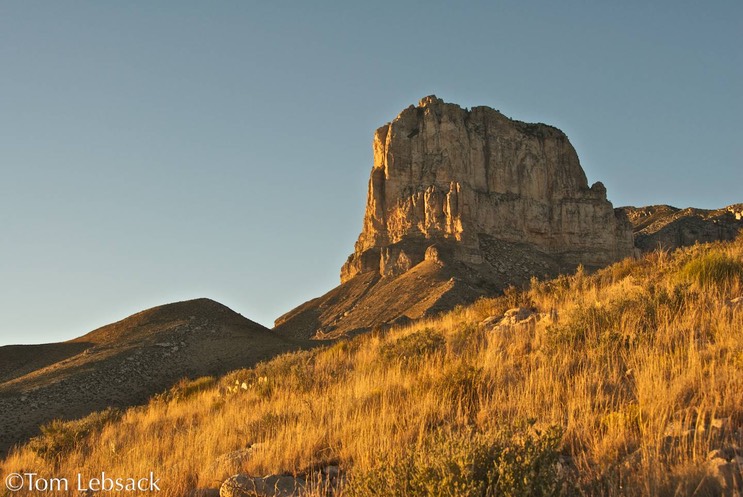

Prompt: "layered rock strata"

[341,95,634,283]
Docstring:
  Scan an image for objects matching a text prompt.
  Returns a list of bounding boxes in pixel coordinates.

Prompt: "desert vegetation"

[2,237,742,496]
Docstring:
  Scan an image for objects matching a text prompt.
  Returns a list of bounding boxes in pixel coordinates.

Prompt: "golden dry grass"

[2,238,742,496]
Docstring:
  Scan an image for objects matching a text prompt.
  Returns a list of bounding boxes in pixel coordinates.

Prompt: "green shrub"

[546,293,660,351]
[346,425,565,497]
[379,329,446,364]
[345,429,493,497]
[256,350,315,393]
[545,304,612,349]
[437,363,483,420]
[29,408,122,464]
[222,350,315,398]
[678,252,743,289]
[447,324,487,358]
[492,425,564,497]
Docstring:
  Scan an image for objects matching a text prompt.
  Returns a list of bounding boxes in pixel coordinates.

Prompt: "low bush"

[29,408,122,464]
[678,252,743,289]
[492,424,564,497]
[154,376,216,403]
[437,363,483,420]
[379,329,446,364]
[345,424,565,497]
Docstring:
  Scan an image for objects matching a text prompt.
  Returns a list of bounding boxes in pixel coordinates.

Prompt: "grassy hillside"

[3,238,742,496]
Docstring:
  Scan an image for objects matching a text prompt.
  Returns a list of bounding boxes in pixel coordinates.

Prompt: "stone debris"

[220,474,306,497]
[482,307,554,331]
[693,446,743,497]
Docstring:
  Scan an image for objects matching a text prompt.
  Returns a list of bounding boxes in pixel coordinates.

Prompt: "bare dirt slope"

[275,254,525,341]
[274,260,476,340]
[0,298,305,455]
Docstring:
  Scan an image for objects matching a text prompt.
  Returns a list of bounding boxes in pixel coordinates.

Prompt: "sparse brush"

[379,328,446,365]
[28,407,122,465]
[3,241,742,497]
[153,376,216,404]
[677,251,743,290]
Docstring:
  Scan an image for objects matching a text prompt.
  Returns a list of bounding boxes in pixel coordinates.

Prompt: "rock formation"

[621,204,743,252]
[276,96,634,340]
[341,95,634,283]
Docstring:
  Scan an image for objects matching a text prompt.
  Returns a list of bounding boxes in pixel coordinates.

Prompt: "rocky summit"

[276,96,634,340]
[342,95,633,281]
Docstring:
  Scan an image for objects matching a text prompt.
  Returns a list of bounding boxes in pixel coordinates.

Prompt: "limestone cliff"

[341,95,634,283]
[276,96,634,340]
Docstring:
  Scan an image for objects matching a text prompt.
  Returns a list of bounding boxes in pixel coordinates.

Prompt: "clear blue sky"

[1,1,741,346]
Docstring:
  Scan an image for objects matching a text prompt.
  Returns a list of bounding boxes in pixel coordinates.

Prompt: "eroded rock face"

[341,95,633,283]
[275,96,635,340]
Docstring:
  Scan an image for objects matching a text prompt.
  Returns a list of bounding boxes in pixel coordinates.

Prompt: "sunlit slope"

[3,239,742,496]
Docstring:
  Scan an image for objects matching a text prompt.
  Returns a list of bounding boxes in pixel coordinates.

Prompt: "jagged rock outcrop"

[621,204,743,252]
[276,96,633,340]
[341,95,633,283]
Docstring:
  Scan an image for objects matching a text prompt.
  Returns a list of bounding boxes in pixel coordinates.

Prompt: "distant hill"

[0,298,304,455]
[621,204,743,252]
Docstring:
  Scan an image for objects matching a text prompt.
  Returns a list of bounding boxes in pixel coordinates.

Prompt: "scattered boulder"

[319,465,344,491]
[694,447,743,497]
[220,474,306,497]
[480,315,500,327]
[191,489,220,497]
[502,307,536,324]
[209,447,256,478]
[483,307,547,331]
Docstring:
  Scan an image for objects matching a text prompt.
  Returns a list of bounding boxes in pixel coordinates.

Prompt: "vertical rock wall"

[341,96,634,283]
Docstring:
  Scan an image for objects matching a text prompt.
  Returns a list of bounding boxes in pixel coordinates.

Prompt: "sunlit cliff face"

[342,96,633,283]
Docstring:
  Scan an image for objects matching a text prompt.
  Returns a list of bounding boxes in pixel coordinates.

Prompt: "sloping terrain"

[277,203,743,341]
[623,203,743,252]
[275,238,571,340]
[3,238,741,496]
[0,298,303,455]
[274,258,488,340]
